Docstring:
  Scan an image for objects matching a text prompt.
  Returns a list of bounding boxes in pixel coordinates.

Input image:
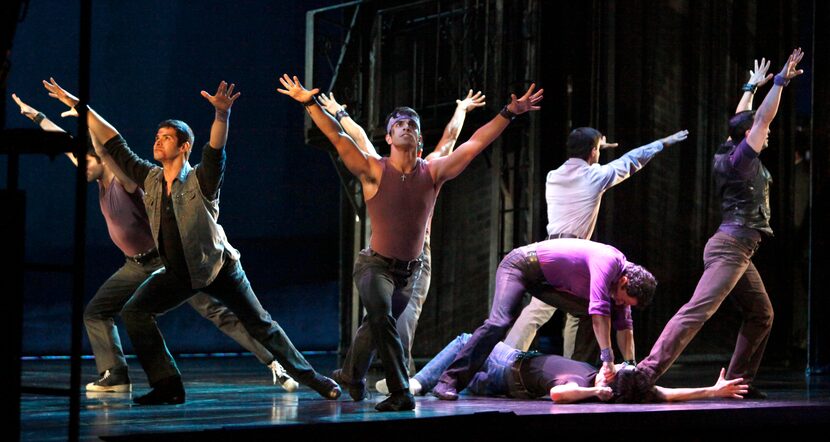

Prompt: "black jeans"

[121,258,314,386]
[340,249,416,394]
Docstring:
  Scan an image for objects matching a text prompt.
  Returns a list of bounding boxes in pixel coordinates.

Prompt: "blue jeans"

[121,258,313,385]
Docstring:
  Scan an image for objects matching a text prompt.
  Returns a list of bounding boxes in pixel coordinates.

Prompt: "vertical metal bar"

[69,0,91,439]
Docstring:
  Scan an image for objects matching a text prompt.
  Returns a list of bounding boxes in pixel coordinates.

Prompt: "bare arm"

[550,382,612,404]
[746,48,805,153]
[616,329,635,362]
[426,89,486,161]
[12,93,79,165]
[429,84,542,184]
[41,77,120,148]
[654,368,748,402]
[318,92,380,158]
[200,81,241,149]
[735,58,773,114]
[592,314,616,382]
[277,75,379,185]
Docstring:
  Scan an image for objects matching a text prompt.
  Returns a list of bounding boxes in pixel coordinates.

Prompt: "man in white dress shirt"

[504,126,688,363]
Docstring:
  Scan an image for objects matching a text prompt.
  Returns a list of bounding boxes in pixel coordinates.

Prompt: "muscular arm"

[429,84,542,184]
[318,92,380,158]
[616,329,635,362]
[746,49,804,153]
[653,369,748,402]
[426,90,486,161]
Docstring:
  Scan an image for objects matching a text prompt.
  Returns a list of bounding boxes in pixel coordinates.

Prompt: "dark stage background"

[2,0,828,373]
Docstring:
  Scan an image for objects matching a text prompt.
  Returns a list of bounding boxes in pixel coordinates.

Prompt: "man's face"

[86,155,104,182]
[588,138,601,165]
[153,127,188,162]
[385,117,422,150]
[611,276,638,307]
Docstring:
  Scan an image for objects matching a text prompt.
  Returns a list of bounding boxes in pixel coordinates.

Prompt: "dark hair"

[566,127,602,160]
[384,107,420,134]
[158,119,195,147]
[624,262,657,308]
[610,368,659,403]
[728,110,755,144]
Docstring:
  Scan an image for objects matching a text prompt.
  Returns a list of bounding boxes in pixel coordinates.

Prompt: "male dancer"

[413,333,748,403]
[278,74,542,411]
[630,49,805,399]
[433,238,657,400]
[11,93,297,393]
[505,127,688,362]
[43,78,339,404]
[317,90,485,385]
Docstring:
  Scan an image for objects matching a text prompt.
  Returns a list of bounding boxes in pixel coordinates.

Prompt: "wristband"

[33,112,46,125]
[302,96,319,107]
[624,359,636,366]
[773,74,789,87]
[600,348,614,363]
[499,105,516,121]
[335,109,350,122]
[741,83,757,94]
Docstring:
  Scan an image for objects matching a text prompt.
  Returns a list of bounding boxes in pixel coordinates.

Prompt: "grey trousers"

[83,255,273,374]
[396,236,432,375]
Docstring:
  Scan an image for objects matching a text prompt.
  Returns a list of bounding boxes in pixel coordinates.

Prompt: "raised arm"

[200,81,241,149]
[746,48,804,153]
[12,93,76,164]
[735,58,773,114]
[429,83,542,184]
[597,130,689,190]
[277,74,379,184]
[425,89,486,161]
[318,92,380,158]
[42,77,119,146]
[653,368,748,402]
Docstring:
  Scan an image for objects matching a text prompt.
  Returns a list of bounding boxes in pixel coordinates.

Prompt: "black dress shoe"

[375,390,415,412]
[744,385,768,399]
[432,381,458,401]
[133,376,185,405]
[307,373,342,400]
[331,369,368,401]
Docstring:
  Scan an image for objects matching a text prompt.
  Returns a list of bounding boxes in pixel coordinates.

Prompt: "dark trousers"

[340,249,414,394]
[121,258,313,385]
[638,231,773,384]
[437,247,552,390]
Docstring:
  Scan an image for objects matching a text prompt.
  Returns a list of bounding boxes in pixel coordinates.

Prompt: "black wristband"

[499,105,516,121]
[741,83,757,94]
[335,109,349,122]
[33,112,46,125]
[302,96,319,107]
[624,359,636,366]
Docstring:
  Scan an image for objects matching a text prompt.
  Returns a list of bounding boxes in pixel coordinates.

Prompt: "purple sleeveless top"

[366,157,438,260]
[98,178,155,257]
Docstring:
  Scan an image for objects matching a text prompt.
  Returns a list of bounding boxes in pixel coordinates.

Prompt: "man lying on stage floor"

[405,333,748,403]
[278,74,542,411]
[42,78,341,405]
[433,238,657,400]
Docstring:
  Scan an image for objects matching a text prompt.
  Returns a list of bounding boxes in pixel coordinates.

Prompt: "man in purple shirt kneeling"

[433,238,657,400]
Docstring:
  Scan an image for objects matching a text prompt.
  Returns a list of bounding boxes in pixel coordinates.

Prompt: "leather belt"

[547,232,579,240]
[126,248,159,265]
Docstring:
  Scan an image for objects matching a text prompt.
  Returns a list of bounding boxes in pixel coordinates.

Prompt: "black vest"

[713,143,773,236]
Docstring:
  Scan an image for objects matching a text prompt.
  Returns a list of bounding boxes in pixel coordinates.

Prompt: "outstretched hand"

[42,77,80,114]
[201,81,241,115]
[599,135,618,150]
[318,92,346,115]
[276,74,320,103]
[712,368,749,399]
[11,93,39,119]
[456,89,486,113]
[748,58,773,88]
[778,48,805,81]
[662,129,690,147]
[506,83,543,115]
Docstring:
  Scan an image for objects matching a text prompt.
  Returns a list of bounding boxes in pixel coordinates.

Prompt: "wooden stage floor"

[20,354,830,440]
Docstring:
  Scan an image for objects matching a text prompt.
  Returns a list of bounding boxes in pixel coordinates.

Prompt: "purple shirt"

[717,138,762,241]
[98,178,155,257]
[534,238,632,330]
[366,157,438,261]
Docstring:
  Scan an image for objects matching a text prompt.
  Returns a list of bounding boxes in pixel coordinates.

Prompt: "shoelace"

[99,370,112,382]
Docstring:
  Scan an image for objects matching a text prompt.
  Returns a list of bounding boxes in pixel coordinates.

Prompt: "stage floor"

[20,355,830,440]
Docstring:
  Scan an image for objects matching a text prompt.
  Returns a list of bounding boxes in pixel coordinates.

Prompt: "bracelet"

[600,348,614,363]
[624,359,636,366]
[33,112,46,125]
[302,96,319,107]
[741,83,757,94]
[335,109,350,122]
[773,74,789,87]
[499,105,516,121]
